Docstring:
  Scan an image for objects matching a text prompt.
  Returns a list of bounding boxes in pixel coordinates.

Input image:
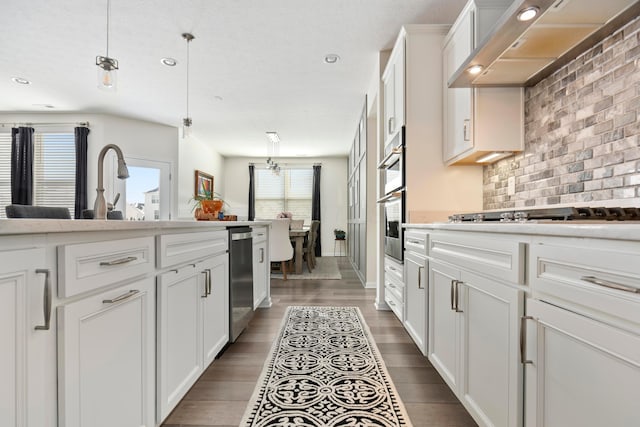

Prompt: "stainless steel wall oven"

[379,127,405,195]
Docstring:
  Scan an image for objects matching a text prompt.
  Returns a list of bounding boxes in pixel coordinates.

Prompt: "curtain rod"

[250,162,322,167]
[0,121,90,127]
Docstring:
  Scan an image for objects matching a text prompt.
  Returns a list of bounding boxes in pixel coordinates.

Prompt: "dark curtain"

[74,127,90,219]
[10,127,34,205]
[248,164,255,221]
[312,164,321,257]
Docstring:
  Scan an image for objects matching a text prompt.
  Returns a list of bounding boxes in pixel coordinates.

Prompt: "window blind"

[33,132,76,218]
[255,168,313,222]
[0,134,11,218]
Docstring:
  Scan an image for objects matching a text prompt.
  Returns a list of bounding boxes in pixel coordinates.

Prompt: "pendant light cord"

[186,37,190,119]
[105,0,110,57]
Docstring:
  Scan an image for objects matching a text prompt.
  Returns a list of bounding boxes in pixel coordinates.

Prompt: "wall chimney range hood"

[448,0,640,88]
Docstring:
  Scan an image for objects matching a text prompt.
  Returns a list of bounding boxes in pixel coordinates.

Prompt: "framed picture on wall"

[195,170,214,199]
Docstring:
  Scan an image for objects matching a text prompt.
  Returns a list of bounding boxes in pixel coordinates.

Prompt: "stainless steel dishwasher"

[228,226,254,342]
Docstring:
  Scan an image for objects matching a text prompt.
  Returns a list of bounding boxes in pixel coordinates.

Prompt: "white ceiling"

[0,0,466,157]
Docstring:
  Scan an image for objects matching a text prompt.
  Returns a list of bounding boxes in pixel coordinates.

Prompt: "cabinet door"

[525,300,640,427]
[383,63,395,143]
[58,277,155,427]
[253,241,267,309]
[157,265,204,421]
[404,251,427,355]
[428,260,461,391]
[459,271,524,427]
[393,41,405,133]
[0,248,48,427]
[203,253,229,367]
[443,10,473,162]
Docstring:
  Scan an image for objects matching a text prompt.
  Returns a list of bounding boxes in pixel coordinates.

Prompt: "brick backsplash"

[483,16,640,210]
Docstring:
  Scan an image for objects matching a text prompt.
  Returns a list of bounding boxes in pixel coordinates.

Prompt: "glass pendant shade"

[182,117,192,138]
[96,56,118,90]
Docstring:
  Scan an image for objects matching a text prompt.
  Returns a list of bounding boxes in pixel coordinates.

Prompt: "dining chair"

[269,218,294,280]
[302,220,320,272]
[5,204,71,219]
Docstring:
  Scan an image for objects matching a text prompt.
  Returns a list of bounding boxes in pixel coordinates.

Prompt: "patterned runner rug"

[240,306,413,426]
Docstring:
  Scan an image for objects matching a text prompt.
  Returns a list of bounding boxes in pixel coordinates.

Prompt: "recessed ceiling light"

[213,95,223,101]
[517,6,540,22]
[467,64,484,75]
[161,57,177,66]
[12,77,31,85]
[324,54,340,64]
[32,103,55,109]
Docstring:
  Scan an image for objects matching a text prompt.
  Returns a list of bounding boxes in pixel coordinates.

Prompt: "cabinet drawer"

[385,276,404,303]
[157,230,228,269]
[405,229,429,256]
[530,241,640,330]
[429,231,525,284]
[58,237,154,298]
[385,288,404,322]
[385,257,404,282]
[251,227,267,244]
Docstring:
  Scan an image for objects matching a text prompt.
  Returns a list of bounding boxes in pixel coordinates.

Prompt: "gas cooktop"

[448,207,640,223]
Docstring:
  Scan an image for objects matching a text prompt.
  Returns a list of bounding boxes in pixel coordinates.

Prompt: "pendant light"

[96,0,119,91]
[182,33,195,138]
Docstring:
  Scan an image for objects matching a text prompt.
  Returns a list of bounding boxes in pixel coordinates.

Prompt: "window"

[0,131,76,218]
[123,159,171,221]
[255,168,313,223]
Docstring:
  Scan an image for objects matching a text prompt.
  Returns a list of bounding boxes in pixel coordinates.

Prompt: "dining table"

[289,228,309,274]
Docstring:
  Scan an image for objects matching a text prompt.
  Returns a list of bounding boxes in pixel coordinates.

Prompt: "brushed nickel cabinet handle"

[418,266,424,289]
[463,119,471,142]
[388,299,396,307]
[205,269,212,295]
[581,276,640,294]
[454,280,464,313]
[450,279,456,311]
[99,256,137,266]
[520,316,534,365]
[407,239,421,245]
[259,248,265,263]
[102,289,140,304]
[34,269,51,331]
[200,271,208,298]
[388,117,395,135]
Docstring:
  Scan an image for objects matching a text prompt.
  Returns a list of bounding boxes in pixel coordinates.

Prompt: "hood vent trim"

[448,0,640,88]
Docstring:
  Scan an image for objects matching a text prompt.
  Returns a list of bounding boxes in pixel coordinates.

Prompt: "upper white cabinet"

[0,247,51,427]
[443,0,524,165]
[382,45,405,145]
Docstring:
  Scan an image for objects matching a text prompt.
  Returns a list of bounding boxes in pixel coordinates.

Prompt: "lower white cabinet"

[428,259,524,427]
[156,253,229,423]
[57,276,155,427]
[0,247,52,427]
[525,299,640,427]
[252,227,268,309]
[404,250,427,355]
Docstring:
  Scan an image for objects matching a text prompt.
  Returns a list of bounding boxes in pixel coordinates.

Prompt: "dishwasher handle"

[231,232,253,241]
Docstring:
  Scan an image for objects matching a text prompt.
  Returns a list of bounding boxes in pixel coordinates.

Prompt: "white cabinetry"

[0,247,50,427]
[156,230,229,423]
[252,226,269,309]
[382,45,404,145]
[443,0,523,165]
[57,277,155,427]
[403,229,428,355]
[428,231,524,427]
[384,257,404,321]
[525,238,640,427]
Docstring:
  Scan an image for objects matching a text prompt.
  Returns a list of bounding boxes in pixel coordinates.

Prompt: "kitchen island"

[0,219,271,427]
[399,221,640,427]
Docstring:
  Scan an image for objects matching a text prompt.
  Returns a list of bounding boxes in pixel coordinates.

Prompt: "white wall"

[177,135,225,219]
[0,113,179,218]
[222,156,348,257]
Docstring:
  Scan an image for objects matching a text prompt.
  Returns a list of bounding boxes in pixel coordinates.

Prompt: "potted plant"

[334,229,346,240]
[190,184,228,220]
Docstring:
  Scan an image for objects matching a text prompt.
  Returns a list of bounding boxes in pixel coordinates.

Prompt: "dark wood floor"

[162,257,477,427]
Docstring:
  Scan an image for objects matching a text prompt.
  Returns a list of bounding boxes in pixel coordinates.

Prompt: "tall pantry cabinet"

[381,25,483,225]
[348,101,371,285]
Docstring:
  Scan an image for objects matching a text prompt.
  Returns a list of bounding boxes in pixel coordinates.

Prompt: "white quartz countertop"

[403,221,640,241]
[0,219,271,236]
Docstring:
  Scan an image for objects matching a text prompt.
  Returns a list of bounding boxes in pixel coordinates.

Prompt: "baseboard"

[375,299,391,311]
[364,281,376,289]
